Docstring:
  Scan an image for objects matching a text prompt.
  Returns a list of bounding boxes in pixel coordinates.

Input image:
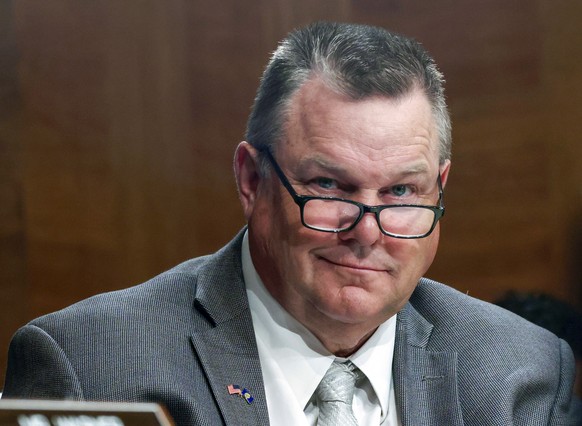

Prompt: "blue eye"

[315,177,337,190]
[390,185,409,197]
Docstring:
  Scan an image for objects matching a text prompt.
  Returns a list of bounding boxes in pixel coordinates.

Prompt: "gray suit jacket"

[3,230,580,425]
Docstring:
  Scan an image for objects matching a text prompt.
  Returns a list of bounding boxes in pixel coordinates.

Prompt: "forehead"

[280,79,439,177]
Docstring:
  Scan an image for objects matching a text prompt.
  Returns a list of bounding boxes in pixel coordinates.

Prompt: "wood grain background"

[1,0,581,386]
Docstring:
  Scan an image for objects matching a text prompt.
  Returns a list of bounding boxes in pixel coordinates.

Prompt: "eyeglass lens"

[302,199,436,237]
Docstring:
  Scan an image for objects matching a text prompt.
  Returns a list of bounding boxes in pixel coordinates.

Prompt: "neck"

[315,326,378,357]
[295,305,385,357]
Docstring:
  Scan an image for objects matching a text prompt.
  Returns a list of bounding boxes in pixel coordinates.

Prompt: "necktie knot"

[315,360,361,425]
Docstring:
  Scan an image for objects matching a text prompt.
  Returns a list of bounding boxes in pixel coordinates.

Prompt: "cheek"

[248,189,316,271]
[275,226,343,298]
[257,188,325,251]
[423,226,441,266]
[249,184,290,236]
[388,225,440,277]
[409,227,440,273]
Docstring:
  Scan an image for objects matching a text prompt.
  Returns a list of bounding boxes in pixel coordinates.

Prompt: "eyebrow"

[295,155,348,175]
[295,155,431,179]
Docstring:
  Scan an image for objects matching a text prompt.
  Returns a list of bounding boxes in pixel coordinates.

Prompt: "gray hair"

[245,22,451,168]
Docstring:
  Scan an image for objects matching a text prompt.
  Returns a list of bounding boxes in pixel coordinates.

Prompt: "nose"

[337,211,382,246]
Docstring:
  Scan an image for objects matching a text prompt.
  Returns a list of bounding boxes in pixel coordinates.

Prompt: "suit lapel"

[189,229,270,426]
[394,303,464,426]
[191,318,268,426]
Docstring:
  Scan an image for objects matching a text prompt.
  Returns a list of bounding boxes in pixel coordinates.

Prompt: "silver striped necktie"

[315,360,362,426]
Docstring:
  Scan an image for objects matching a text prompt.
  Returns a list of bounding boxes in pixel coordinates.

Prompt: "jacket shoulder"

[408,278,578,424]
[26,254,215,338]
[410,277,561,351]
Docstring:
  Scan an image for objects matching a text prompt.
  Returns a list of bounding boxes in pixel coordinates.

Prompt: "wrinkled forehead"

[277,79,440,168]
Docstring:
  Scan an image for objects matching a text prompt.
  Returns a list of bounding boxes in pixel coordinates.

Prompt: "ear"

[234,142,262,220]
[439,160,452,188]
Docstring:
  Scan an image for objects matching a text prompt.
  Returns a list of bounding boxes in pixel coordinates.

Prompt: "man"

[2,22,579,425]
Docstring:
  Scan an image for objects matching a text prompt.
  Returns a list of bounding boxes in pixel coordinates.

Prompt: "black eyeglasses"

[261,148,445,239]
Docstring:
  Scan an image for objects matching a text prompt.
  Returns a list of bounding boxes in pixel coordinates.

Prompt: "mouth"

[317,256,388,273]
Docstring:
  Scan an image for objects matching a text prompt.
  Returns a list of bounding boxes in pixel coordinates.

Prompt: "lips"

[317,255,388,272]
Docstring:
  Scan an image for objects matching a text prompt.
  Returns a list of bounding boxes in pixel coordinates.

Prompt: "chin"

[319,291,393,325]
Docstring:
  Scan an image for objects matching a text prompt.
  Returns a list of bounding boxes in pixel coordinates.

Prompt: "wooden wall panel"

[0,0,28,391]
[1,0,581,386]
[542,0,582,303]
[15,1,121,316]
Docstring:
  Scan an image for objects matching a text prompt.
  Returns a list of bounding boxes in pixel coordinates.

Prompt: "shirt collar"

[349,314,396,418]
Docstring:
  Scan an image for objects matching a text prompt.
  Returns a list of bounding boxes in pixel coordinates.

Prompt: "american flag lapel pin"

[227,384,242,395]
[227,384,254,404]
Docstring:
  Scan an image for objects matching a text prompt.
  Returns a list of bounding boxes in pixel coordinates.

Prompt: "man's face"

[236,79,450,343]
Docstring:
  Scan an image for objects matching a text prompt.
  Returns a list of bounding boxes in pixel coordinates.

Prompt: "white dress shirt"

[242,231,400,425]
